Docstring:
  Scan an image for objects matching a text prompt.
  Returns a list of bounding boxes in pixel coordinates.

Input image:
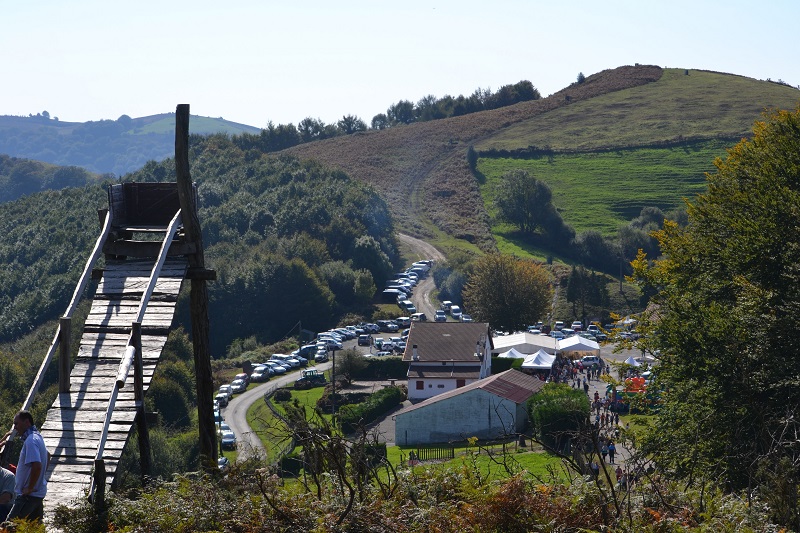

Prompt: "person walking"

[4,411,48,523]
[608,441,616,464]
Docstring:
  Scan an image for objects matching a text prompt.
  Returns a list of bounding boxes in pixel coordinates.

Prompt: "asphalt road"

[223,360,332,461]
[223,234,442,462]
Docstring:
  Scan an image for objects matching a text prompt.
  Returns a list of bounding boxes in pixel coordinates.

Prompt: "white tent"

[521,349,556,370]
[624,355,641,367]
[498,347,526,359]
[558,335,600,353]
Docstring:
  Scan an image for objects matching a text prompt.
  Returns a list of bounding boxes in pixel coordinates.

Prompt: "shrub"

[338,386,404,433]
[528,383,590,452]
[273,388,292,402]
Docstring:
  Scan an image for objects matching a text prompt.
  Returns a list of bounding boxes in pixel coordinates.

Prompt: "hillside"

[284,66,800,254]
[0,113,260,175]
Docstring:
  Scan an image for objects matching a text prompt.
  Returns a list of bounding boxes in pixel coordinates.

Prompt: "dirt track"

[398,233,445,319]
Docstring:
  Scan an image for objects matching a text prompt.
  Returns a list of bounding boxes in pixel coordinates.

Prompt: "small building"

[394,369,546,445]
[402,322,492,401]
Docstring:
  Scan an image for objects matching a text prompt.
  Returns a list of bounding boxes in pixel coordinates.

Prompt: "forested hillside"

[0,136,397,355]
[0,113,259,176]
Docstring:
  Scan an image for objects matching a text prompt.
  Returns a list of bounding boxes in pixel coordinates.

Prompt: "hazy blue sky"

[3,0,798,128]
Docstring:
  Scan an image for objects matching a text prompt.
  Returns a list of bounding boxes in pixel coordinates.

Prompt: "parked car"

[395,316,411,327]
[581,355,602,369]
[434,310,447,322]
[441,300,453,311]
[550,330,565,340]
[410,312,427,321]
[221,430,237,450]
[571,321,583,331]
[217,456,230,473]
[230,379,247,393]
[214,393,229,407]
[586,324,600,334]
[264,361,287,375]
[250,367,270,383]
[358,334,372,346]
[234,372,249,385]
[375,351,393,357]
[460,314,473,322]
[560,328,576,337]
[218,385,233,400]
[449,305,462,320]
[314,352,329,363]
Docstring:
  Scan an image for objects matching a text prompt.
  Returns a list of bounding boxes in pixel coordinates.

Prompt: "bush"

[351,357,408,380]
[273,388,292,402]
[338,386,404,433]
[528,383,590,452]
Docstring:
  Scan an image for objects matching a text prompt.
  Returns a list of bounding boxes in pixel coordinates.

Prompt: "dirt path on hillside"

[398,233,445,319]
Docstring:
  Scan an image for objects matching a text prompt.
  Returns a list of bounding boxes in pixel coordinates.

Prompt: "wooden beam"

[175,104,217,470]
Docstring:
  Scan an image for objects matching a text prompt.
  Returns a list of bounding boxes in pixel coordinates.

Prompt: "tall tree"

[493,169,566,238]
[462,253,551,332]
[633,106,800,530]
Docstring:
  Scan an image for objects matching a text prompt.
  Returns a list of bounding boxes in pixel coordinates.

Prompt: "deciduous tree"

[634,106,800,530]
[462,253,551,332]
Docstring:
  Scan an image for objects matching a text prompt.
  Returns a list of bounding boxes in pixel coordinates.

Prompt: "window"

[456,379,465,388]
[416,381,424,390]
[437,384,445,388]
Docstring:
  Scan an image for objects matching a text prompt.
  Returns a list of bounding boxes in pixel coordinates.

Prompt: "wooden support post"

[132,322,152,479]
[175,104,217,470]
[92,459,106,508]
[59,317,71,393]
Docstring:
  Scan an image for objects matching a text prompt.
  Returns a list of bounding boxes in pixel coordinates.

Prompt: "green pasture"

[478,140,728,237]
[478,69,800,152]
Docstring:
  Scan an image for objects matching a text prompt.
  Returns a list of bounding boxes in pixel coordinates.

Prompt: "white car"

[230,379,247,393]
[450,305,462,319]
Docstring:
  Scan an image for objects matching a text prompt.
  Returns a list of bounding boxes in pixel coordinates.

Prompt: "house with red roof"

[393,369,545,445]
[401,322,492,401]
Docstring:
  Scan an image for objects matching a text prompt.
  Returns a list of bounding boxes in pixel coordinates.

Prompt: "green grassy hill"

[287,67,800,256]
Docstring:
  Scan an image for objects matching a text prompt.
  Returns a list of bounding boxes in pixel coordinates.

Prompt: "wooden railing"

[0,211,113,460]
[88,210,182,502]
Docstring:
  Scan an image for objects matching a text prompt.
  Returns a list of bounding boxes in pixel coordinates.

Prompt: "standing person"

[608,441,616,464]
[5,411,48,523]
[0,464,15,520]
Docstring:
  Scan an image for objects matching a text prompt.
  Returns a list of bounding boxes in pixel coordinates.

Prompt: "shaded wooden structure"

[42,256,188,506]
[0,105,214,525]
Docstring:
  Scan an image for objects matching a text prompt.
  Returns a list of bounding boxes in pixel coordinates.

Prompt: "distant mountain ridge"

[0,112,260,175]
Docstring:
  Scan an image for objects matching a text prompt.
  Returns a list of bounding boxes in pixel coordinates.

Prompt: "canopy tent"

[624,355,641,367]
[557,335,600,354]
[497,347,526,359]
[521,349,556,370]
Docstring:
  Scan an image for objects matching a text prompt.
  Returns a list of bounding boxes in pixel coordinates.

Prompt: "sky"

[3,0,799,129]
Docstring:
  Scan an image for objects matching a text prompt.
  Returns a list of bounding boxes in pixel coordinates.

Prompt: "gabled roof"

[402,322,492,363]
[491,332,557,353]
[395,369,545,415]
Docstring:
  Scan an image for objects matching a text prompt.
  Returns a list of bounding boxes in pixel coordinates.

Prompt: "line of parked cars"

[381,260,434,314]
[438,301,473,323]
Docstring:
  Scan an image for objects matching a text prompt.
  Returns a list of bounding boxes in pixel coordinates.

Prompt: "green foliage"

[528,383,590,452]
[338,385,404,433]
[334,348,367,386]
[462,253,552,332]
[350,356,408,380]
[147,377,192,429]
[634,106,800,530]
[490,356,523,374]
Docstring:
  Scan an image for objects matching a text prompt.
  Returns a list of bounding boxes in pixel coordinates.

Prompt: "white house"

[394,369,546,445]
[402,322,492,401]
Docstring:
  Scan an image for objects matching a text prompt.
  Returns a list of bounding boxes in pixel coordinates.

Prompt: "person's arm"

[23,461,41,496]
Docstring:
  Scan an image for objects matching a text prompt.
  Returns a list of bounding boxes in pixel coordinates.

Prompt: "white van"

[449,305,462,319]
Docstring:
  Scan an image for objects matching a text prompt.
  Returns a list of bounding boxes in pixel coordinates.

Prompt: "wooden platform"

[42,258,188,510]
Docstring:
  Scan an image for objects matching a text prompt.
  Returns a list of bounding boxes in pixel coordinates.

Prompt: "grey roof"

[407,364,482,379]
[402,322,492,362]
[396,369,545,416]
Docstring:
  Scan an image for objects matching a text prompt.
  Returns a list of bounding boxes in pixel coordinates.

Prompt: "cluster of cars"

[525,321,609,342]
[381,260,434,313]
[436,301,472,323]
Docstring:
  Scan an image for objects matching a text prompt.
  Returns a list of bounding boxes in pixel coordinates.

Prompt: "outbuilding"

[394,369,545,445]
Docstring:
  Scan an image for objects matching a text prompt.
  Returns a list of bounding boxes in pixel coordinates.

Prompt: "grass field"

[477,140,728,237]
[477,69,800,152]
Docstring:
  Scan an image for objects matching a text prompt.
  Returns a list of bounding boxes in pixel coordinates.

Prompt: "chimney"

[412,345,419,361]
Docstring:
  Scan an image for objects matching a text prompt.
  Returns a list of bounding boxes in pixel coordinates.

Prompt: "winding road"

[224,233,445,461]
